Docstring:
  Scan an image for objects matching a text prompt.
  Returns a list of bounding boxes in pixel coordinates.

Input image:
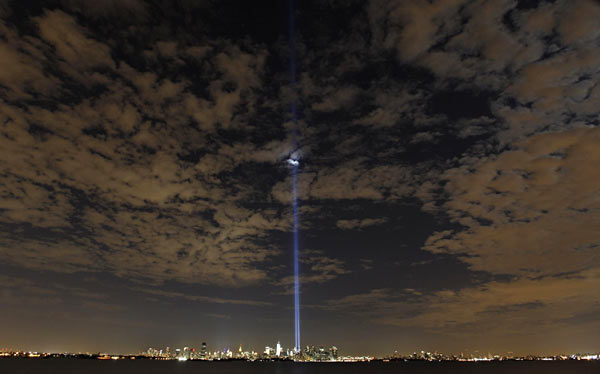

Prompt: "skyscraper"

[330,346,338,360]
[200,342,207,358]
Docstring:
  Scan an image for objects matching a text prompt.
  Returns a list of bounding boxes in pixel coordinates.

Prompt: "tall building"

[201,342,207,358]
[276,342,282,357]
[330,346,338,360]
[319,346,327,361]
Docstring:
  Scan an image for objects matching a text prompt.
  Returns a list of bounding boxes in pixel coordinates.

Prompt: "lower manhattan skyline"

[1,0,600,362]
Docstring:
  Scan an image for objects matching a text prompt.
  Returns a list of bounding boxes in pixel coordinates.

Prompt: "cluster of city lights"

[2,347,599,362]
[383,350,600,362]
[143,342,342,362]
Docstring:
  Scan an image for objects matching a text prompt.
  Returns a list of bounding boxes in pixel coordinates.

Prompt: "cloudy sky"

[1,0,599,356]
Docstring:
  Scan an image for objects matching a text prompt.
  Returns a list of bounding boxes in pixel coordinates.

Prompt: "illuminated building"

[330,346,338,360]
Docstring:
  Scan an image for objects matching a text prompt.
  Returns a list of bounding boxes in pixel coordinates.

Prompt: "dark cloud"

[336,218,387,230]
[0,8,286,287]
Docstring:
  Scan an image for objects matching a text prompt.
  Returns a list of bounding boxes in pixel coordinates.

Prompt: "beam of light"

[292,161,300,354]
[288,0,301,354]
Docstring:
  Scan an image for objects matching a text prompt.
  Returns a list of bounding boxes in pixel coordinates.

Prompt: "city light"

[2,345,598,363]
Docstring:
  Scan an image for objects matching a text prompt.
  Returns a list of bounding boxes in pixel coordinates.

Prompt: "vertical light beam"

[288,0,301,354]
[292,161,300,353]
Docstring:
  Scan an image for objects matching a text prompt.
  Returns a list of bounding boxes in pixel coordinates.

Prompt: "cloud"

[557,0,600,45]
[424,127,600,277]
[272,160,421,203]
[82,300,127,313]
[356,0,600,333]
[359,259,374,270]
[368,0,467,62]
[0,275,63,306]
[323,269,600,341]
[62,0,149,21]
[36,10,115,70]
[0,275,109,307]
[205,313,231,320]
[1,0,599,351]
[0,22,60,99]
[279,251,349,291]
[409,124,600,338]
[135,288,271,307]
[323,288,395,311]
[336,218,387,230]
[323,269,600,340]
[286,1,600,345]
[0,8,285,288]
[379,269,600,334]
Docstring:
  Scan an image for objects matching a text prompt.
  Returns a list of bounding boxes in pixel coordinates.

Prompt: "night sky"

[1,0,599,357]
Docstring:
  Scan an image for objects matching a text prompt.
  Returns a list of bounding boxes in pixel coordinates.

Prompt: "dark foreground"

[1,359,598,374]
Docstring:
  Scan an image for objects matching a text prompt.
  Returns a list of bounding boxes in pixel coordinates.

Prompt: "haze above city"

[1,0,599,357]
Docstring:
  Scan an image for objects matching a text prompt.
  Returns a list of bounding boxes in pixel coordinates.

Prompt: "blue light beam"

[292,160,300,354]
[288,0,301,354]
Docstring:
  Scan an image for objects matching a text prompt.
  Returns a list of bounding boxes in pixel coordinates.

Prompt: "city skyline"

[2,343,599,362]
[1,0,599,358]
